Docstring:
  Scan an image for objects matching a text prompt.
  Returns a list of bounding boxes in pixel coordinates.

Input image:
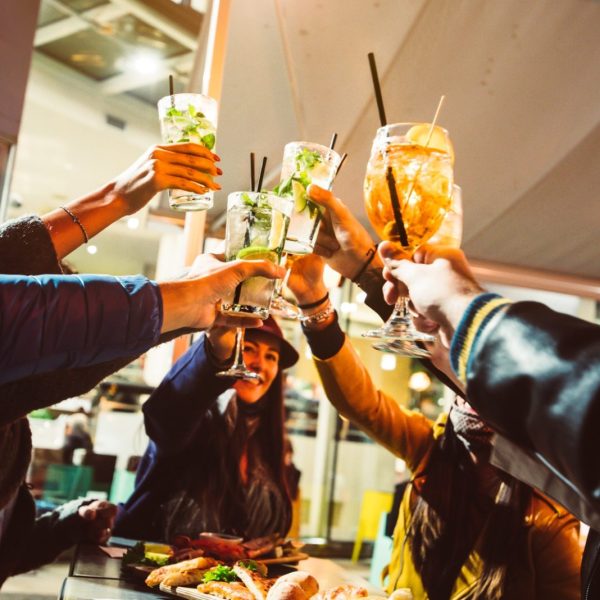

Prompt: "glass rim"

[284,141,342,161]
[226,191,294,214]
[157,92,218,109]
[376,122,450,137]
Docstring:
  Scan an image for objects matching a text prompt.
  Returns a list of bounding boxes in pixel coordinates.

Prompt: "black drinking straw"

[250,152,256,192]
[367,52,408,247]
[335,152,348,178]
[368,53,387,128]
[169,75,175,109]
[329,132,338,151]
[256,156,268,192]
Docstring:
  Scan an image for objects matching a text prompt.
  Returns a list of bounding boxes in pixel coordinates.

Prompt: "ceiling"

[11,0,600,282]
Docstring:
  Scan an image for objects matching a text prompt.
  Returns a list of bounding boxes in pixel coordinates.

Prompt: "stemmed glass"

[270,142,343,319]
[216,191,292,379]
[361,123,454,357]
[373,184,462,356]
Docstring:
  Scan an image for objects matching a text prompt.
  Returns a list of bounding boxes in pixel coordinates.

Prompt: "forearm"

[0,274,161,385]
[42,181,128,258]
[460,300,600,506]
[143,336,230,452]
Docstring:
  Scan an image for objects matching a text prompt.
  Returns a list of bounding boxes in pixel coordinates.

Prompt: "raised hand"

[111,143,222,215]
[286,254,328,306]
[78,500,117,545]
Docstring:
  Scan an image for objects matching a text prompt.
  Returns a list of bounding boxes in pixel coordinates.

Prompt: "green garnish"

[122,542,171,567]
[166,106,182,118]
[238,560,258,571]
[202,566,239,583]
[295,148,322,172]
[201,133,216,150]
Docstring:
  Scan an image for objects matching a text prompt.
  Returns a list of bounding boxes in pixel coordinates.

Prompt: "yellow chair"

[351,490,393,562]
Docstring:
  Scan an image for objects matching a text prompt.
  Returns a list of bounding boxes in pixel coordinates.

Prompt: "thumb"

[233,259,285,281]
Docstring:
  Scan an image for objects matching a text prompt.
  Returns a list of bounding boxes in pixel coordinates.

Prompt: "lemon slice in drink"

[237,245,279,264]
[268,209,286,250]
[406,124,455,164]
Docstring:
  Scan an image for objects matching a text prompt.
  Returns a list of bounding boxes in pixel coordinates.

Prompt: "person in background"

[0,143,283,588]
[287,254,581,599]
[114,317,299,542]
[62,412,93,465]
[380,243,600,598]
[284,437,302,538]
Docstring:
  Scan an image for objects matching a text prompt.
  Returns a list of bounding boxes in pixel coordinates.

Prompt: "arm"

[142,335,231,455]
[382,244,600,512]
[43,143,221,258]
[529,508,581,600]
[0,257,283,386]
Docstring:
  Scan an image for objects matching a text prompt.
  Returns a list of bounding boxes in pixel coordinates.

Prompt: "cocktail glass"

[217,191,293,380]
[276,142,342,255]
[374,184,462,356]
[362,123,454,356]
[157,93,218,211]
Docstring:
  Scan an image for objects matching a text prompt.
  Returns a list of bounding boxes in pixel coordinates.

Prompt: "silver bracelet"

[299,302,335,328]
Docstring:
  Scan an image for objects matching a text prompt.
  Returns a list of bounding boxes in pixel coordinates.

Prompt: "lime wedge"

[237,246,278,263]
[145,552,171,566]
[144,543,173,555]
[292,180,308,213]
[268,209,286,250]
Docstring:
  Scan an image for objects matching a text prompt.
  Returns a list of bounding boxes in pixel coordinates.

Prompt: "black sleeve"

[466,301,600,512]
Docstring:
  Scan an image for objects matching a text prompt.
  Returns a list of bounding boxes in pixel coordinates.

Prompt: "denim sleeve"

[0,274,162,385]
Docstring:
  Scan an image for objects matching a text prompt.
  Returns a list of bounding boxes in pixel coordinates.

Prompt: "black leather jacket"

[462,301,600,598]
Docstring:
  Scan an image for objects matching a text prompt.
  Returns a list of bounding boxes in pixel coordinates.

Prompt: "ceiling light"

[125,53,162,75]
[127,217,140,230]
[380,354,396,371]
[87,245,98,255]
[409,371,431,392]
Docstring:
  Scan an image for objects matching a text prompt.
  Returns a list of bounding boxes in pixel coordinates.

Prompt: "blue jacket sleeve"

[0,274,162,385]
[142,335,231,455]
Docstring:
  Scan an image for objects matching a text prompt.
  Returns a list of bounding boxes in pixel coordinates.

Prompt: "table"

[62,541,376,600]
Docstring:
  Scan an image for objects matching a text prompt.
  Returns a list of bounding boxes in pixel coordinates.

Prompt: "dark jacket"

[453,300,600,598]
[114,335,291,542]
[0,215,176,587]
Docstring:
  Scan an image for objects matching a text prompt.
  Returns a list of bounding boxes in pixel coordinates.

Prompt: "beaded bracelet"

[299,302,335,328]
[60,206,89,243]
[351,245,378,283]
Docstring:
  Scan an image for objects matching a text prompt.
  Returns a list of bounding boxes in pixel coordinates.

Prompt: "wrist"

[294,284,328,308]
[356,254,384,290]
[300,299,336,330]
[205,330,235,363]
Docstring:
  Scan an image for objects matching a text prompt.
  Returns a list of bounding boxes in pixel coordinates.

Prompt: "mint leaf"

[176,137,190,143]
[274,176,293,196]
[201,133,216,150]
[166,107,182,118]
[188,105,196,117]
[241,193,256,206]
[295,148,322,172]
[202,566,239,583]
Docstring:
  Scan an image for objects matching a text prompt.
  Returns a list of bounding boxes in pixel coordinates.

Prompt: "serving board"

[256,552,309,565]
[160,583,220,600]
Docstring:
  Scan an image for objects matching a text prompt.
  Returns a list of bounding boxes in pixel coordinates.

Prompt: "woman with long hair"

[288,255,581,600]
[114,316,299,541]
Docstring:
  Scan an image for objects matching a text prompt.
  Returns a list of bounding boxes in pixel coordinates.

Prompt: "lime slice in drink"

[268,209,286,250]
[292,180,308,213]
[237,246,279,263]
[406,124,455,164]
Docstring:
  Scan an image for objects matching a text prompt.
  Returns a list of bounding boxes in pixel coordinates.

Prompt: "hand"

[78,500,117,545]
[308,185,379,279]
[380,243,484,341]
[159,254,286,333]
[205,318,238,362]
[286,254,327,306]
[110,143,222,215]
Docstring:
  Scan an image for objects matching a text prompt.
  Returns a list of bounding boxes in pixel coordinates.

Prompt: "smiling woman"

[113,316,300,543]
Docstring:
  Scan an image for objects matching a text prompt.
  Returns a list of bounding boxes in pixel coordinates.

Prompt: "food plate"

[160,583,217,600]
[256,552,309,565]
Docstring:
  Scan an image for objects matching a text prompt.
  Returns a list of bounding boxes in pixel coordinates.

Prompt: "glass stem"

[230,328,246,369]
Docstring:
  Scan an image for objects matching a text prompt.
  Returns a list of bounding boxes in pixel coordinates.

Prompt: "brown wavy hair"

[408,420,531,600]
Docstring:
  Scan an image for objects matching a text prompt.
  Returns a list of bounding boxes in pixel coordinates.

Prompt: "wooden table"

[62,541,376,600]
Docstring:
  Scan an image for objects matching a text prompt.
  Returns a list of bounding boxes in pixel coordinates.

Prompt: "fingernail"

[216,167,223,175]
[214,184,222,190]
[212,153,221,162]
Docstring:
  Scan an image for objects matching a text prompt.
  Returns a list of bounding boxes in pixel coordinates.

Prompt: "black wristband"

[298,292,329,310]
[60,206,89,243]
[351,245,378,283]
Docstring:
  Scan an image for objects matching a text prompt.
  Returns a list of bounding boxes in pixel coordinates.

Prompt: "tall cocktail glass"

[276,142,342,255]
[157,93,218,211]
[362,123,453,355]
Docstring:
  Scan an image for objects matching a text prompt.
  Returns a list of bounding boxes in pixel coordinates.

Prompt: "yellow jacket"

[314,337,581,600]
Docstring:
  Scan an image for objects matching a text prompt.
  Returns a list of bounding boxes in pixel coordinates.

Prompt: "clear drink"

[157,93,218,211]
[221,192,293,319]
[276,142,341,254]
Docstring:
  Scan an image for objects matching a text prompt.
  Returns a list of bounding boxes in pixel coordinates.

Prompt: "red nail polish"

[217,167,223,175]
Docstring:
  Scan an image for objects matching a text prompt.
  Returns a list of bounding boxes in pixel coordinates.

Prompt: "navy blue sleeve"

[142,335,231,455]
[0,274,162,385]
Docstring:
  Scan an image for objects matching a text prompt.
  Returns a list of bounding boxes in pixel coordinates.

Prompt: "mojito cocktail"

[276,142,341,254]
[221,192,293,319]
[157,93,218,211]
